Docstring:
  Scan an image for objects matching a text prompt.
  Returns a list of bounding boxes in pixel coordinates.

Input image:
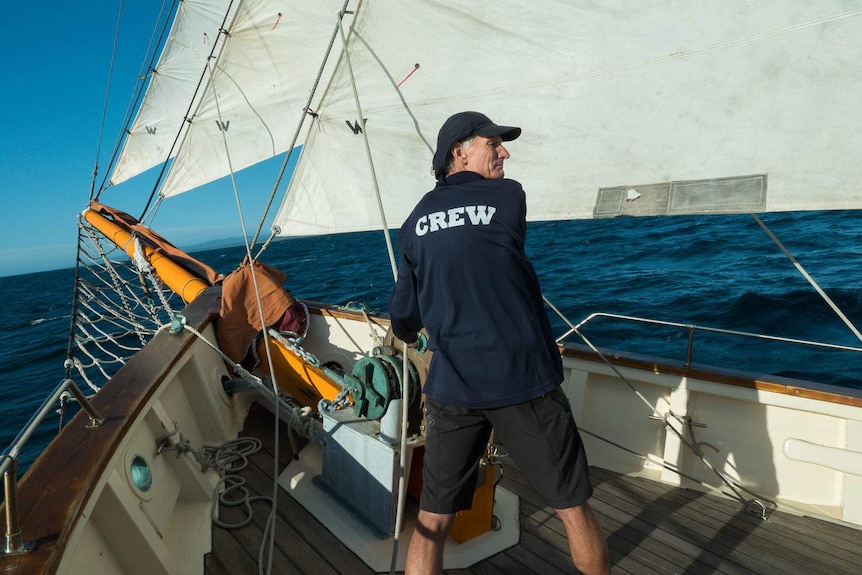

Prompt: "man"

[388,111,610,575]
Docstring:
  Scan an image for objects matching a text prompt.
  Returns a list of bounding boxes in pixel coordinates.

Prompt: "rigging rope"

[66,218,181,396]
[250,0,351,251]
[326,11,414,571]
[96,0,176,202]
[199,33,340,571]
[72,5,344,571]
[89,0,125,202]
[336,15,398,279]
[751,213,862,342]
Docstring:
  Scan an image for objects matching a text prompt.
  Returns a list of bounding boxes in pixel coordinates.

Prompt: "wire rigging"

[250,0,352,251]
[751,213,862,342]
[95,0,176,201]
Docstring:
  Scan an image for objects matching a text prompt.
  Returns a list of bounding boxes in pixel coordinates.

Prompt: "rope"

[578,424,775,516]
[254,228,280,261]
[390,343,411,574]
[203,47,285,571]
[315,11,414,570]
[89,0,124,201]
[66,224,92,380]
[342,301,386,349]
[66,219,181,394]
[137,1,239,219]
[336,13,398,280]
[154,425,276,575]
[208,440,277,575]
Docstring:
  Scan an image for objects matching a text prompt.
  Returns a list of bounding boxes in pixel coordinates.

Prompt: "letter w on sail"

[215,120,231,132]
[345,119,368,134]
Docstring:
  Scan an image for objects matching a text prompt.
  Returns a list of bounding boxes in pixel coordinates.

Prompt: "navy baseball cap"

[432,111,521,180]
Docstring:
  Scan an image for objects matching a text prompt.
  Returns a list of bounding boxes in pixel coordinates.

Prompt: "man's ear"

[451,142,466,165]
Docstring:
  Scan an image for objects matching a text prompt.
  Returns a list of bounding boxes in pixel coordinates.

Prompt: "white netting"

[67,220,184,392]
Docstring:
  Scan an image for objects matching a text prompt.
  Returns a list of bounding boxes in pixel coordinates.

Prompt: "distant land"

[184,237,247,252]
[185,235,295,253]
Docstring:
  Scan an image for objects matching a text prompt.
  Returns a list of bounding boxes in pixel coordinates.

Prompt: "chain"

[267,328,321,367]
[318,388,352,414]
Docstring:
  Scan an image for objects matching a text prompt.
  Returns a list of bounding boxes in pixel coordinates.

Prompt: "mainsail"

[273,0,862,235]
[107,1,862,235]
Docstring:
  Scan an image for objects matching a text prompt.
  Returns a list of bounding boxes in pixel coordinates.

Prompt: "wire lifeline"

[575,324,775,513]
[543,293,777,515]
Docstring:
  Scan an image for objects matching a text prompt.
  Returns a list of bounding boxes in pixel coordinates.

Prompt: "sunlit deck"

[204,403,861,574]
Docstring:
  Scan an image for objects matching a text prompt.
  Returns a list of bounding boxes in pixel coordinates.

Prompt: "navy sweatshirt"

[388,171,563,408]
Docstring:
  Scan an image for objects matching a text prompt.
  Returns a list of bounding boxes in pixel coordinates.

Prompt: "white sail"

[109,0,236,186]
[158,0,349,199]
[273,0,862,236]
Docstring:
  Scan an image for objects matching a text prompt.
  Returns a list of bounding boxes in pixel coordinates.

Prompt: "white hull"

[562,349,862,527]
[57,322,250,574]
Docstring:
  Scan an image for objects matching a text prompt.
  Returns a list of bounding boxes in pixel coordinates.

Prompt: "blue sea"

[3,212,862,471]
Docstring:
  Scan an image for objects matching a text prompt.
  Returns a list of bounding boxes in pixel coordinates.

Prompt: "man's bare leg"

[405,510,455,575]
[556,502,610,575]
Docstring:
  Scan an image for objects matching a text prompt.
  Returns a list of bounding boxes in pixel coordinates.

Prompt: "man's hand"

[404,332,428,354]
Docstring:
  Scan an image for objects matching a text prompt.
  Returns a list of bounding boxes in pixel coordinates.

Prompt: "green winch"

[333,352,420,420]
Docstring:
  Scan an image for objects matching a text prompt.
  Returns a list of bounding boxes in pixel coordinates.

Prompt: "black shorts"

[420,386,593,514]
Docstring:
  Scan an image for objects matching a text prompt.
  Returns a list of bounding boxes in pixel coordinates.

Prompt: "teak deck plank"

[205,403,862,575]
[589,466,860,573]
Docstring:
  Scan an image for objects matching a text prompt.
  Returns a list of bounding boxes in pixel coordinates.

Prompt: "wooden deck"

[205,404,862,574]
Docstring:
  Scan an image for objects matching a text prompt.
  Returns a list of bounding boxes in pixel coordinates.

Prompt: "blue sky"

[0,1,286,278]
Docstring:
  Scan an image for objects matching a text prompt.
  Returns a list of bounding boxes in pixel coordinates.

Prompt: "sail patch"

[594,174,767,218]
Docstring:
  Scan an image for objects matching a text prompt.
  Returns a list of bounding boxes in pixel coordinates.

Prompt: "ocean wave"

[725,289,862,340]
[28,314,69,327]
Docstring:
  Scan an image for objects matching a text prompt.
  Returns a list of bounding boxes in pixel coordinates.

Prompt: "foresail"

[158,0,350,199]
[274,0,862,236]
[109,0,236,186]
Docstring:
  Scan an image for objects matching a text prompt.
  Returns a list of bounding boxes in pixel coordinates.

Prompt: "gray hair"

[444,135,476,175]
